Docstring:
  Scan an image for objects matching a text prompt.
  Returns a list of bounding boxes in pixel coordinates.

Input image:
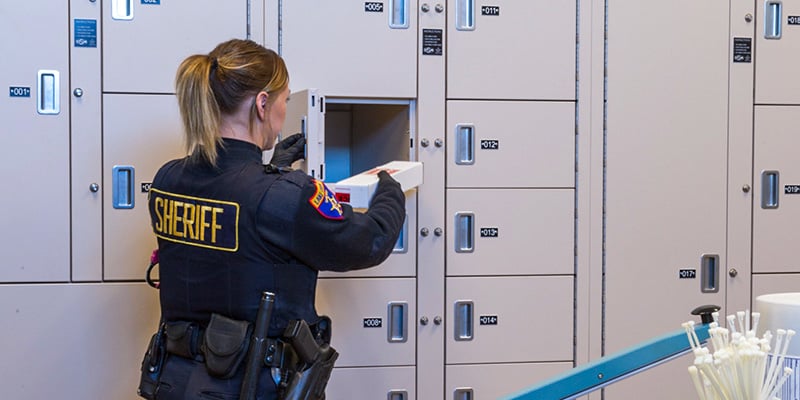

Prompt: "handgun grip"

[284,320,321,364]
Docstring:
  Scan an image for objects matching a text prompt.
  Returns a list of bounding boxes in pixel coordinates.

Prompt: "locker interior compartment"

[323,99,414,183]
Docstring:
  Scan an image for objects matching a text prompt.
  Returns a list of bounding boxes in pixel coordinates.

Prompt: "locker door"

[0,1,70,282]
[280,1,417,98]
[103,0,249,94]
[446,0,576,100]
[753,106,800,273]
[326,366,415,400]
[446,276,573,364]
[755,0,800,104]
[103,94,184,280]
[605,0,729,398]
[316,278,416,367]
[446,101,574,188]
[446,189,573,276]
[446,363,571,400]
[277,89,326,180]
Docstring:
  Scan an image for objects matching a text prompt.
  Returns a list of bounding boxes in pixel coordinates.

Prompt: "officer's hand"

[270,133,306,167]
[377,170,400,188]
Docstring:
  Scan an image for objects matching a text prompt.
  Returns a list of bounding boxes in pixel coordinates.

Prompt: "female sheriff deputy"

[139,39,405,400]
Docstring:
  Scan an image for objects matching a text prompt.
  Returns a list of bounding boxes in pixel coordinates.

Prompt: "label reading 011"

[481,6,500,16]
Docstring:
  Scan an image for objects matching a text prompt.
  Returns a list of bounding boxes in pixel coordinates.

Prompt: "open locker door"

[272,89,326,180]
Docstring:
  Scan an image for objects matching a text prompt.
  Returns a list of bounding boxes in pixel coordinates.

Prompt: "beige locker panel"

[753,273,800,298]
[0,1,70,282]
[278,89,326,180]
[326,366,415,400]
[446,0,575,100]
[755,0,800,104]
[0,283,159,399]
[103,94,184,280]
[446,189,573,276]
[280,1,417,98]
[605,0,729,398]
[601,353,697,400]
[321,191,417,278]
[446,276,573,364]
[103,0,249,94]
[446,101,574,188]
[753,106,800,273]
[316,278,416,367]
[446,362,572,400]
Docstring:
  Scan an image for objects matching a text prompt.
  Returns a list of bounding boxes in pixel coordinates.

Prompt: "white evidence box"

[333,161,423,209]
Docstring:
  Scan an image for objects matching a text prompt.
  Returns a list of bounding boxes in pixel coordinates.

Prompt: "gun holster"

[138,323,167,399]
[280,320,339,400]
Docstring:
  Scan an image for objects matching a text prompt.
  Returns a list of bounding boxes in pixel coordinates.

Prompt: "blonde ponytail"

[175,55,222,165]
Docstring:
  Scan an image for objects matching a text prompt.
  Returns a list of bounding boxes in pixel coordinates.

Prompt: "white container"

[757,293,800,399]
[333,161,423,209]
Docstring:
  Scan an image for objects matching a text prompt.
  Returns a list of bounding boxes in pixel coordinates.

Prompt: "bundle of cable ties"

[683,310,795,400]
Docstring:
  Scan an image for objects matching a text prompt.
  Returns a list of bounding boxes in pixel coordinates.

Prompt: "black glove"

[270,133,306,167]
[376,170,400,187]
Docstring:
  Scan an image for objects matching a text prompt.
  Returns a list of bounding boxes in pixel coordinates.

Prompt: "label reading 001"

[9,87,31,97]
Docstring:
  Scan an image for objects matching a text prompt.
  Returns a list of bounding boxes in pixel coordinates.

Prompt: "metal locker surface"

[279,0,418,98]
[756,0,800,104]
[446,0,576,101]
[0,1,70,282]
[0,283,159,399]
[604,0,729,398]
[326,366,415,400]
[320,191,417,278]
[103,0,249,94]
[278,89,326,180]
[445,362,572,400]
[316,278,416,367]
[754,106,800,273]
[446,101,575,189]
[103,94,184,280]
[445,276,573,364]
[446,189,574,276]
[753,273,800,298]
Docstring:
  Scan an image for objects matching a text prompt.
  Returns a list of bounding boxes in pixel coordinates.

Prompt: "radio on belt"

[333,161,423,209]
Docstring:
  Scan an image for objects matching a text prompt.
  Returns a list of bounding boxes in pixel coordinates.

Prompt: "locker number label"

[480,140,499,150]
[481,6,500,16]
[785,185,800,194]
[363,317,383,328]
[788,16,800,25]
[480,227,499,238]
[141,0,161,4]
[9,87,31,98]
[679,269,697,279]
[364,2,383,12]
[141,182,153,193]
[479,315,498,325]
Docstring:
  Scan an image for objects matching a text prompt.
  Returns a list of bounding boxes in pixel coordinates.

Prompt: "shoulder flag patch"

[309,179,344,220]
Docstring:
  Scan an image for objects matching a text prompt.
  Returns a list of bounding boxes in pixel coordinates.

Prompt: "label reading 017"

[9,87,31,97]
[679,269,697,279]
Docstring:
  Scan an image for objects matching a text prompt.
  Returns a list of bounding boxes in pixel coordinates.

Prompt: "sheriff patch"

[309,179,344,220]
[150,188,239,251]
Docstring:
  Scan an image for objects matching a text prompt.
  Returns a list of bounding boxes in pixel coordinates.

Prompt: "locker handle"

[761,170,780,209]
[387,302,408,343]
[454,301,474,341]
[112,165,135,209]
[37,70,60,115]
[393,214,409,253]
[765,0,782,39]
[700,254,720,293]
[455,0,475,31]
[454,212,475,253]
[454,388,474,400]
[455,124,475,165]
[388,390,408,400]
[389,0,409,29]
[111,0,134,21]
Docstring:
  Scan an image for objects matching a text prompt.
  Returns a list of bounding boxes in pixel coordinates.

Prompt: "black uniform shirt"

[149,138,405,334]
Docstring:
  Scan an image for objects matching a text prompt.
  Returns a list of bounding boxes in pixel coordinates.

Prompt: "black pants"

[155,355,279,400]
